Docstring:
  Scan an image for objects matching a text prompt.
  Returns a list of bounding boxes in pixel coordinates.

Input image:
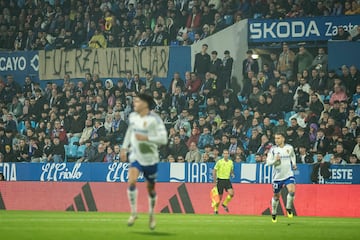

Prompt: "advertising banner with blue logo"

[0,162,359,184]
[0,51,39,81]
[248,15,359,43]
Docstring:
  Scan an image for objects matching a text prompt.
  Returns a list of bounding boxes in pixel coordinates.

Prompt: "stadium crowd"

[0,0,360,171]
[0,0,360,51]
[0,40,360,168]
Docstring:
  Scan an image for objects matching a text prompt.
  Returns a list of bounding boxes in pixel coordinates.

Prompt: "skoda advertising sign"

[248,15,359,42]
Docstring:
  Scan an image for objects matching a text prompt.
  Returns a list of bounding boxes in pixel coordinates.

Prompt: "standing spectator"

[186,6,202,32]
[222,50,233,88]
[278,43,295,79]
[294,44,313,74]
[185,142,202,162]
[209,51,222,76]
[312,48,328,72]
[242,50,259,78]
[194,44,210,79]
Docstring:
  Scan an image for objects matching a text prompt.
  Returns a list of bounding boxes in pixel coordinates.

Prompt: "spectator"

[242,50,259,78]
[186,72,202,95]
[169,135,188,160]
[296,144,313,163]
[186,6,202,32]
[312,48,328,72]
[93,143,106,162]
[169,72,185,95]
[52,137,65,163]
[329,84,348,105]
[209,51,222,76]
[187,127,200,148]
[278,43,295,79]
[332,26,351,40]
[88,29,107,48]
[185,142,201,162]
[349,154,360,164]
[198,127,214,149]
[51,120,68,144]
[222,50,234,88]
[294,44,313,74]
[194,44,210,79]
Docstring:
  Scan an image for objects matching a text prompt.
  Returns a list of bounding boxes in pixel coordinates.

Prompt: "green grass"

[0,211,359,240]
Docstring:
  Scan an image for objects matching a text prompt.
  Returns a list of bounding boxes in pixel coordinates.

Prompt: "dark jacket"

[194,52,210,74]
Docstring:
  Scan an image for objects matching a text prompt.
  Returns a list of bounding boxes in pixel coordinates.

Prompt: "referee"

[213,149,235,214]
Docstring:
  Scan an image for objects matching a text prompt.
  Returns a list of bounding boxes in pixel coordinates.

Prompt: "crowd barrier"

[248,15,359,42]
[0,162,359,184]
[0,182,359,217]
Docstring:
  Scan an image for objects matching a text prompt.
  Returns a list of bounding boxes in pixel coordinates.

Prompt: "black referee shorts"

[216,179,233,195]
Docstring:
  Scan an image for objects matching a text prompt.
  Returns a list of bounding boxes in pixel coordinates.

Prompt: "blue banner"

[0,162,359,184]
[248,15,359,42]
[0,51,39,81]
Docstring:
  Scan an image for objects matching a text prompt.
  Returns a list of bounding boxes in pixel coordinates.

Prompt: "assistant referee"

[212,149,234,214]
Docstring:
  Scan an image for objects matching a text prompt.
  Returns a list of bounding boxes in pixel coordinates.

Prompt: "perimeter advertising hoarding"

[0,182,359,217]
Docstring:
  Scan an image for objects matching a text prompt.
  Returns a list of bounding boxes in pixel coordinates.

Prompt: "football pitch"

[0,211,359,240]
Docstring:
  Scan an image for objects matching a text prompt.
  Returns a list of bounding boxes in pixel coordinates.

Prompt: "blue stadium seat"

[284,111,295,126]
[17,121,25,133]
[246,154,256,163]
[77,145,86,158]
[66,145,78,158]
[69,136,80,145]
[224,15,233,25]
[313,154,318,162]
[324,154,333,162]
[170,41,179,46]
[188,31,195,42]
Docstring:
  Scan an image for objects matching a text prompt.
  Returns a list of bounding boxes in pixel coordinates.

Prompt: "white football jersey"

[266,144,296,181]
[122,111,168,166]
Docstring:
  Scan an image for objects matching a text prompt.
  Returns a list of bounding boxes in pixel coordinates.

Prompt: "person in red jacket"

[186,6,202,31]
[50,120,68,144]
[186,72,202,95]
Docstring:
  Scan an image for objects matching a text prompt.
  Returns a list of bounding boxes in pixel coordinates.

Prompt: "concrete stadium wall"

[1,182,359,217]
[191,20,248,90]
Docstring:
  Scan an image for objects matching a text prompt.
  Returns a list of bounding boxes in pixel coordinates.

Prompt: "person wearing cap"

[242,49,259,78]
[121,93,167,230]
[222,50,233,88]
